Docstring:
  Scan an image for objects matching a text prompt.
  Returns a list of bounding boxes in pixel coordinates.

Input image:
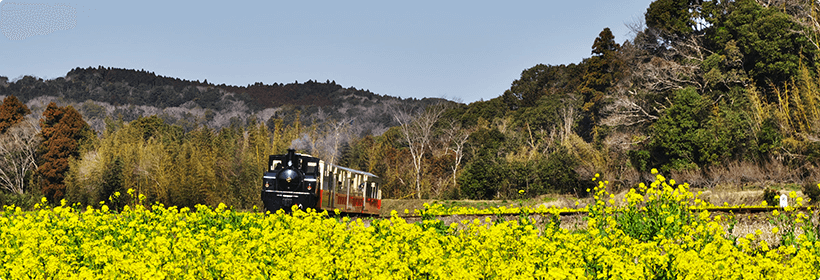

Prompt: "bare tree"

[441,119,471,190]
[392,103,446,199]
[0,117,41,194]
[324,118,352,166]
[600,96,659,127]
[294,118,353,166]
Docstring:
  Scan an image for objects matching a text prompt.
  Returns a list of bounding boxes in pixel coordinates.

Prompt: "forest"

[1,0,819,209]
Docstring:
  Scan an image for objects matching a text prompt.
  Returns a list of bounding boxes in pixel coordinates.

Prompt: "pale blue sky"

[0,0,654,103]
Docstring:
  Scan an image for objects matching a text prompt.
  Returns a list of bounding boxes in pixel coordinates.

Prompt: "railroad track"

[388,206,813,219]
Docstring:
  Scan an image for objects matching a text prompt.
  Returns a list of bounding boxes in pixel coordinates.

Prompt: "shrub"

[763,187,779,206]
[0,192,39,209]
[801,182,820,204]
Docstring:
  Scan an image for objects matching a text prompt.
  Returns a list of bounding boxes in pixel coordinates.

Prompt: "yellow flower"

[772,227,779,234]
[759,240,769,251]
[651,168,658,174]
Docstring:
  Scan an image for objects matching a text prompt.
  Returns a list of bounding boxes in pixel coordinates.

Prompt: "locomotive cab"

[261,149,320,213]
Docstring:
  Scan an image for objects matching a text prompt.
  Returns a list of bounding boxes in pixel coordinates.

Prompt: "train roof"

[331,164,378,178]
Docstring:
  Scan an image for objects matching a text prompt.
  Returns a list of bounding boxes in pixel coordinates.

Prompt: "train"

[261,148,382,215]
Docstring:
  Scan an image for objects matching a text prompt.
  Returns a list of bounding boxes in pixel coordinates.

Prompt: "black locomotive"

[261,149,382,215]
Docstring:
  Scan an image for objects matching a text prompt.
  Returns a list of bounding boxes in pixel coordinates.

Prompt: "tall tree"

[441,119,471,190]
[0,95,31,134]
[579,28,623,139]
[36,103,91,202]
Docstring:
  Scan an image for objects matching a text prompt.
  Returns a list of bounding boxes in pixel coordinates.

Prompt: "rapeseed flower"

[1,173,818,279]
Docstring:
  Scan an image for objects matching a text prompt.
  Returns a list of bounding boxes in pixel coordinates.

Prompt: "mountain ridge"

[0,66,447,135]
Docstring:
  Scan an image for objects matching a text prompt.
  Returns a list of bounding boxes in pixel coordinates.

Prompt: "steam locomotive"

[261,148,382,215]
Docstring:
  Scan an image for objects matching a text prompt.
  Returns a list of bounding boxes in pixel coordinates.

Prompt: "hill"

[0,66,446,135]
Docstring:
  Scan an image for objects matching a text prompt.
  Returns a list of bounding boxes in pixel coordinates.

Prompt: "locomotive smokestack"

[286,148,297,168]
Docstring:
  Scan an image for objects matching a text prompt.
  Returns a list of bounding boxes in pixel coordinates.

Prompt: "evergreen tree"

[0,95,31,134]
[645,0,700,38]
[36,103,91,202]
[579,28,622,139]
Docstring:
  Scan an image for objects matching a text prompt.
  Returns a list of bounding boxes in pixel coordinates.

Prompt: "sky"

[0,0,655,104]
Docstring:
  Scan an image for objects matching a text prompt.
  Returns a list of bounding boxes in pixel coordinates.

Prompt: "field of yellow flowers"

[2,173,820,279]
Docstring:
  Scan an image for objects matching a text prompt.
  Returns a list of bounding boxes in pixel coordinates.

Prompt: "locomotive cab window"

[305,161,318,175]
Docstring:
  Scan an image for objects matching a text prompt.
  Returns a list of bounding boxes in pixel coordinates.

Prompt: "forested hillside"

[1,0,819,209]
[342,0,820,200]
[0,66,442,135]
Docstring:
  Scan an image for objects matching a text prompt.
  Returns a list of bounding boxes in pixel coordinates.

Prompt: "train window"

[305,161,317,174]
[271,160,281,170]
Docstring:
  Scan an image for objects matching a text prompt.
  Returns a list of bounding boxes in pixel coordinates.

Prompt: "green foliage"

[641,87,752,171]
[100,157,125,209]
[130,115,181,142]
[706,0,816,93]
[579,28,623,140]
[590,174,697,243]
[500,64,585,112]
[629,150,652,172]
[762,187,779,207]
[0,192,38,210]
[457,127,508,199]
[537,146,591,196]
[456,98,507,128]
[513,94,579,131]
[502,64,552,110]
[458,152,505,200]
[466,127,505,156]
[753,117,781,157]
[646,88,706,170]
[645,0,699,38]
[802,182,820,205]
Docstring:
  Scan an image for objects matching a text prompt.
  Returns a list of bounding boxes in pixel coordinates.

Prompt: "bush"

[802,182,820,205]
[0,192,39,209]
[458,152,505,200]
[763,187,779,206]
[538,146,592,197]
